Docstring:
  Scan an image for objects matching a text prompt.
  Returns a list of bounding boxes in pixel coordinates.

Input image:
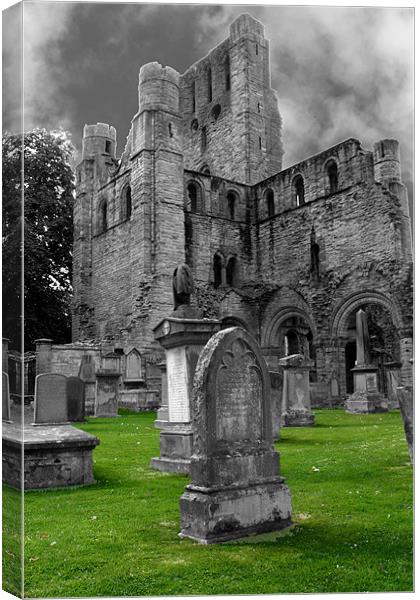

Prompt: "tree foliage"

[2,129,75,351]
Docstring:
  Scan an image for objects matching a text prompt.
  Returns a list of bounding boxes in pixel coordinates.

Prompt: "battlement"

[373,138,401,185]
[138,61,180,113]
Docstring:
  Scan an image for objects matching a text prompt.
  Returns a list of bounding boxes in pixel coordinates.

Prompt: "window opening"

[226,257,236,286]
[227,192,236,219]
[187,183,198,212]
[105,140,111,154]
[207,67,212,102]
[326,160,338,194]
[213,254,222,288]
[225,57,231,90]
[101,201,108,232]
[293,175,305,206]
[265,189,274,217]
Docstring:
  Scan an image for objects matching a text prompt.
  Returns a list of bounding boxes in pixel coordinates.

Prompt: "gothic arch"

[262,305,316,349]
[330,290,404,339]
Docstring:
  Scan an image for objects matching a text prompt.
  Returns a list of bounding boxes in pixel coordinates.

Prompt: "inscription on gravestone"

[2,371,11,422]
[167,346,189,422]
[34,373,68,424]
[216,339,262,442]
[67,376,85,422]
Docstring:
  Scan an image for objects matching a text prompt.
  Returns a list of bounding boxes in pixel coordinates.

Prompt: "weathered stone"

[279,354,315,427]
[269,370,282,440]
[95,373,119,417]
[154,361,168,428]
[2,420,99,490]
[384,361,402,410]
[67,376,85,422]
[179,327,292,544]
[396,385,413,463]
[2,371,11,422]
[33,373,68,425]
[151,315,221,473]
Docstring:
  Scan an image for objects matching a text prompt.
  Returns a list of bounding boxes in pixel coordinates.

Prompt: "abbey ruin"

[71,13,413,407]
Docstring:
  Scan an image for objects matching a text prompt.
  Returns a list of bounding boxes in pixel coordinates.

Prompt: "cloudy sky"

[2,1,414,199]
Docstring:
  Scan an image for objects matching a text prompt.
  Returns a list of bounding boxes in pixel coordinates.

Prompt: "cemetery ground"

[3,409,412,597]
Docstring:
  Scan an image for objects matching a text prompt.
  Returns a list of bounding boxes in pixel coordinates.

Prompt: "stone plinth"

[150,312,221,474]
[345,365,388,414]
[2,421,100,490]
[279,354,315,427]
[95,371,120,417]
[179,327,293,544]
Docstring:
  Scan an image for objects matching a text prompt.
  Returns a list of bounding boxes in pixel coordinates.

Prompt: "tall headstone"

[67,376,85,422]
[179,327,292,543]
[150,263,221,473]
[396,385,413,463]
[78,354,96,415]
[345,309,388,413]
[279,354,315,426]
[33,373,68,425]
[2,371,11,422]
[95,352,120,417]
[35,338,53,375]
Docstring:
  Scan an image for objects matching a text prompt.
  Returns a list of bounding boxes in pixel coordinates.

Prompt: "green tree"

[2,129,75,351]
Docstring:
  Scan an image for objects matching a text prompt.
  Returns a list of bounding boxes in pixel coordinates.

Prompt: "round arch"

[221,315,249,331]
[262,305,316,349]
[330,290,404,339]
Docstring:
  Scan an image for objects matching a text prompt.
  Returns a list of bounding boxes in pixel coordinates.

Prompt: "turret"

[138,62,180,113]
[373,138,402,186]
[82,122,117,160]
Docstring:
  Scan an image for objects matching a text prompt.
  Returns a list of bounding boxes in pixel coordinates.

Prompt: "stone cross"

[34,373,68,425]
[355,308,371,366]
[179,326,292,543]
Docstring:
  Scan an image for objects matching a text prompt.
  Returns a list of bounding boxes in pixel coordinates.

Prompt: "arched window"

[226,257,237,286]
[121,185,132,220]
[293,175,305,206]
[225,57,231,91]
[187,182,200,212]
[99,200,108,233]
[265,189,275,217]
[213,254,223,288]
[207,67,212,102]
[227,192,236,220]
[326,159,338,194]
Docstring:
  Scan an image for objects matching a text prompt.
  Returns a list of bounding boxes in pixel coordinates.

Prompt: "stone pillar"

[396,385,413,463]
[154,361,168,429]
[35,339,53,375]
[150,311,221,473]
[94,352,121,417]
[399,334,413,387]
[269,371,282,441]
[2,338,10,374]
[279,354,315,427]
[384,361,402,410]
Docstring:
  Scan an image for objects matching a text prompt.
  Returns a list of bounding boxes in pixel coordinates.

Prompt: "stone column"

[2,338,10,374]
[35,339,53,375]
[150,310,221,474]
[279,354,315,426]
[269,370,282,441]
[154,361,168,429]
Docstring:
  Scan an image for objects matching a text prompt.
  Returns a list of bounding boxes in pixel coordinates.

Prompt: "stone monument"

[150,264,221,473]
[154,361,168,429]
[269,370,282,440]
[179,327,293,543]
[78,355,97,415]
[67,376,85,422]
[2,371,11,422]
[279,354,315,426]
[345,309,388,414]
[33,373,68,425]
[95,352,121,417]
[384,361,402,410]
[396,385,413,463]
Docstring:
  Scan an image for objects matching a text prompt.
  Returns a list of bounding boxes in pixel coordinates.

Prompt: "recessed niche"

[191,119,199,132]
[211,104,221,120]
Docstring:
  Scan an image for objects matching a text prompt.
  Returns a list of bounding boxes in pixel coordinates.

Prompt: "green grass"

[3,409,413,597]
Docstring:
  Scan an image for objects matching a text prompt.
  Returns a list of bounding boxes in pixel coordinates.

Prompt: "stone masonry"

[71,13,413,406]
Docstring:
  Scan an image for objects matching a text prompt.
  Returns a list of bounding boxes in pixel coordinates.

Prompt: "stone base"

[179,480,293,544]
[2,422,100,490]
[281,410,315,427]
[150,425,192,474]
[150,456,190,474]
[345,392,389,414]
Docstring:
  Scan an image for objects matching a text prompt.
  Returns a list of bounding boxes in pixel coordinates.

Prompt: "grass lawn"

[3,409,413,597]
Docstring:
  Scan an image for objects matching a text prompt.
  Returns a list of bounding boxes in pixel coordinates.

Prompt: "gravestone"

[67,376,85,422]
[179,327,292,543]
[78,355,96,415]
[269,370,282,441]
[154,361,168,428]
[33,373,68,425]
[396,385,413,463]
[2,371,11,422]
[95,352,121,417]
[279,354,315,426]
[384,361,402,410]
